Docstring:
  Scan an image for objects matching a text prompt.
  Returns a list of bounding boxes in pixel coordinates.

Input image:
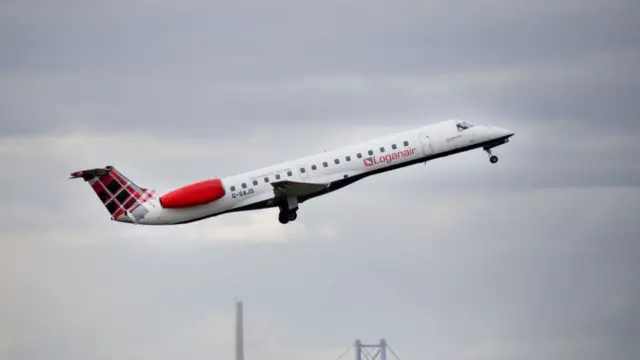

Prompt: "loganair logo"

[363,147,417,167]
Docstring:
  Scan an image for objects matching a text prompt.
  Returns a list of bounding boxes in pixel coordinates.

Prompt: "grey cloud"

[2,1,637,73]
[2,185,639,360]
[2,1,640,360]
[1,0,639,136]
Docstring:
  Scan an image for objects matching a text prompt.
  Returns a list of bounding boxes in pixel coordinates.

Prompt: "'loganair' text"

[363,147,417,166]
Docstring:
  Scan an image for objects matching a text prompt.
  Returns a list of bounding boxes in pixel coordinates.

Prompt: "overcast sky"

[1,1,639,359]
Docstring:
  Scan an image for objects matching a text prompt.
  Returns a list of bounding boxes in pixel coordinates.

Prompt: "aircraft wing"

[271,180,329,198]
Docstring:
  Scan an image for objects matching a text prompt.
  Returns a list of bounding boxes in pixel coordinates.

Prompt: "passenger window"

[323,162,328,167]
[403,141,409,146]
[334,159,339,164]
[230,186,236,191]
[368,150,373,155]
[275,174,281,180]
[346,156,351,161]
[242,183,247,189]
[392,144,397,149]
[264,177,269,183]
[380,147,385,152]
[300,167,306,173]
[357,153,362,158]
[312,165,317,170]
[252,180,258,186]
[287,171,292,176]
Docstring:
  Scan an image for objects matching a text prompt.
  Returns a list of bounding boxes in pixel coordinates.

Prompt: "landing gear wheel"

[278,196,300,224]
[278,209,297,224]
[484,147,499,164]
[278,212,289,224]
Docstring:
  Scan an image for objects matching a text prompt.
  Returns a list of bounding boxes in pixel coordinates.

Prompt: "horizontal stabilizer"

[70,167,112,180]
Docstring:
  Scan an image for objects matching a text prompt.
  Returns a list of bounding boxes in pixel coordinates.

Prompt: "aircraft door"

[418,132,434,156]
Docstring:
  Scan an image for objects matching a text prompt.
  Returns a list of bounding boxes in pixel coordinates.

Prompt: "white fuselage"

[130,120,514,225]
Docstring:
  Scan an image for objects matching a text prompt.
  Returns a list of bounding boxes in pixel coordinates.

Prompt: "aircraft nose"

[494,126,515,138]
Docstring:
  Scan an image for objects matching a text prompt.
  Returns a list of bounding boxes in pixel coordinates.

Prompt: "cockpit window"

[456,121,474,131]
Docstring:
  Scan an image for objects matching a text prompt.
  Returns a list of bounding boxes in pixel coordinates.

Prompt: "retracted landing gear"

[278,195,299,224]
[484,147,499,164]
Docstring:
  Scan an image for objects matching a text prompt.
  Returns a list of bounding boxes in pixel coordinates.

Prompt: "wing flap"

[271,180,329,198]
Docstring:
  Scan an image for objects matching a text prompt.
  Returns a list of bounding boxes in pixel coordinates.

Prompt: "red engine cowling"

[159,178,226,208]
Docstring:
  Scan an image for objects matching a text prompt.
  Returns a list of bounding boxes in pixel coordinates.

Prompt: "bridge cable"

[335,344,354,360]
[386,344,401,360]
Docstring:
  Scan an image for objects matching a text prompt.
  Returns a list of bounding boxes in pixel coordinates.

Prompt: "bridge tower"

[354,339,391,360]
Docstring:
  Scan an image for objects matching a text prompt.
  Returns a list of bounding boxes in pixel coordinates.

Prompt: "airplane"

[70,119,514,225]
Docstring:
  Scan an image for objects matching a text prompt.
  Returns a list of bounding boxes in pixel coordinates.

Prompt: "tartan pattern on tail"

[79,166,154,221]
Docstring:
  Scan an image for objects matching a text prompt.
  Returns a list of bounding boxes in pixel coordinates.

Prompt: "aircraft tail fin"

[69,166,155,222]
